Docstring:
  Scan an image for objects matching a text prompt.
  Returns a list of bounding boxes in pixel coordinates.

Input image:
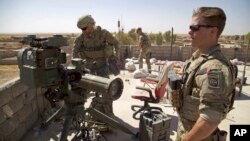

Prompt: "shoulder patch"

[207,70,222,89]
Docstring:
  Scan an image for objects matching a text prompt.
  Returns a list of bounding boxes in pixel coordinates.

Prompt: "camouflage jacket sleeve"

[72,35,85,59]
[139,34,151,49]
[138,35,144,47]
[195,59,234,123]
[102,29,120,58]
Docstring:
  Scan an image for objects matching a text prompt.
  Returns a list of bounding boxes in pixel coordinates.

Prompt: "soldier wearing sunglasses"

[72,15,120,130]
[173,7,236,141]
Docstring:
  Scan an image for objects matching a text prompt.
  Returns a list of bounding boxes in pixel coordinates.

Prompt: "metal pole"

[170,27,173,60]
[239,39,250,96]
[118,19,120,43]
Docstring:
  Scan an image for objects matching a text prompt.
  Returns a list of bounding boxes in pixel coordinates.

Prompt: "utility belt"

[81,45,114,59]
[81,45,119,76]
[83,50,106,59]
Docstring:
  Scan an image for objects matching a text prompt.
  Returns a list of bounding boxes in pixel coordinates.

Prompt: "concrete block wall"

[119,45,249,62]
[179,47,195,61]
[221,48,235,59]
[1,45,248,65]
[234,48,250,61]
[0,78,50,141]
[120,45,182,61]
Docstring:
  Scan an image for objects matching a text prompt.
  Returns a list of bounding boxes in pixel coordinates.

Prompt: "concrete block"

[2,105,14,118]
[0,87,12,107]
[3,94,25,116]
[16,103,33,123]
[11,81,29,98]
[0,109,8,125]
[0,116,20,137]
[5,122,26,141]
[0,131,4,141]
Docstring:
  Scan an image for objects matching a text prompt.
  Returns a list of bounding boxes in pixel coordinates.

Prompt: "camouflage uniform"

[72,25,119,116]
[138,32,152,72]
[176,45,235,141]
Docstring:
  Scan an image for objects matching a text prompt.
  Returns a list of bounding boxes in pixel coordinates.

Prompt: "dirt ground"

[0,65,19,85]
[0,43,19,85]
[0,36,21,85]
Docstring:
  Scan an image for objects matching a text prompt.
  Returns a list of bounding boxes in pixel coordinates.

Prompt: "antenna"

[118,19,121,43]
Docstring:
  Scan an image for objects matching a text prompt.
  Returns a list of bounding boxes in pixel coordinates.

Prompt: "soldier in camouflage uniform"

[171,7,236,141]
[136,27,152,73]
[72,15,120,117]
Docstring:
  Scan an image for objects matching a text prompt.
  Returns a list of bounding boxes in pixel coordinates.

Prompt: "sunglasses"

[81,27,87,31]
[189,25,216,32]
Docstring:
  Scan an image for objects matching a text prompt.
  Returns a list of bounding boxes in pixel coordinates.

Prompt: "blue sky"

[0,0,249,35]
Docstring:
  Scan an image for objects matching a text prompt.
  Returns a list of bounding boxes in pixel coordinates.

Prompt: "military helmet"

[136,27,142,33]
[77,15,95,29]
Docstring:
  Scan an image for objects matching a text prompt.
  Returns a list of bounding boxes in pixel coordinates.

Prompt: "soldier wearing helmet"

[72,15,120,119]
[136,27,152,73]
[77,15,96,30]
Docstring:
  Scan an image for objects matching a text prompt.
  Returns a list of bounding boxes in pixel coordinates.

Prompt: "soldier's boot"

[139,56,143,69]
[139,63,143,69]
[147,63,151,73]
[145,51,151,73]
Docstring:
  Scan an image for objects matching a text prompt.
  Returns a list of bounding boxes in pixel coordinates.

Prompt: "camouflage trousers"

[176,119,227,141]
[138,49,151,72]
